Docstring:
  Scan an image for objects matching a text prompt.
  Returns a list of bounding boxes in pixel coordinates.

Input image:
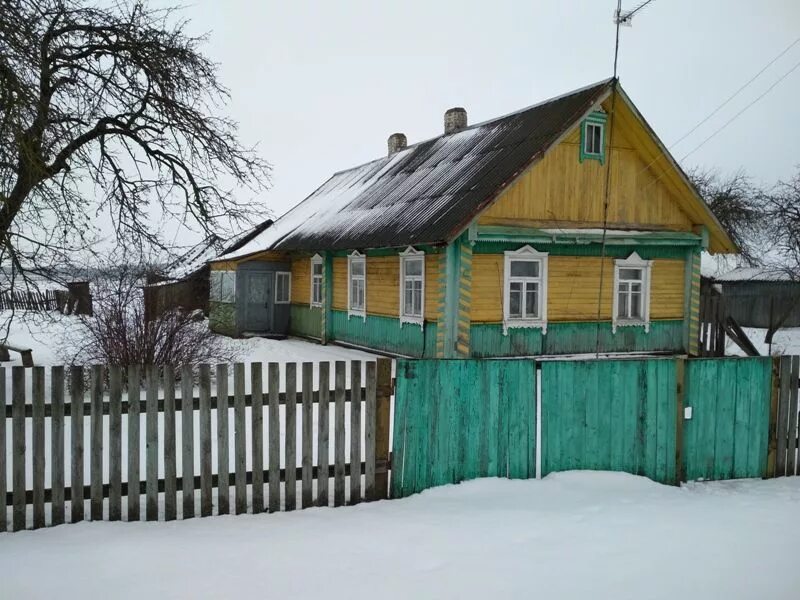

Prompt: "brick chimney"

[444,107,467,134]
[387,133,407,156]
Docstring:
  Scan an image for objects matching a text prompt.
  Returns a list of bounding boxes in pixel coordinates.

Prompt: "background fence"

[1,359,391,532]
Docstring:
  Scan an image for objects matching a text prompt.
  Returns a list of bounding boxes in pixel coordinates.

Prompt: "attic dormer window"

[579,111,607,164]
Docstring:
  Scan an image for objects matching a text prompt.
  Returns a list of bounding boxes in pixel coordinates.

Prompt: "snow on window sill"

[503,319,547,335]
[348,309,366,321]
[310,301,323,309]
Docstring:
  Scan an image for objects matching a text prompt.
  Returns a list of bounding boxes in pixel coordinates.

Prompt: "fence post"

[374,358,392,500]
[675,357,686,485]
[766,356,781,479]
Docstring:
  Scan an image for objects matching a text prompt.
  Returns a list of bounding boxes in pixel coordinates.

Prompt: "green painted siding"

[472,242,689,260]
[290,304,323,339]
[391,359,536,498]
[330,310,437,357]
[470,320,684,357]
[541,359,677,484]
[683,357,772,481]
[209,301,236,336]
[470,325,543,357]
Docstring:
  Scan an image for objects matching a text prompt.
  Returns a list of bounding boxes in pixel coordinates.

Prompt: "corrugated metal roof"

[225,79,614,259]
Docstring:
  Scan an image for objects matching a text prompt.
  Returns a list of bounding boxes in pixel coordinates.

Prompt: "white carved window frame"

[612,251,652,333]
[503,245,548,335]
[275,271,291,304]
[347,250,366,320]
[399,246,425,328]
[310,254,323,308]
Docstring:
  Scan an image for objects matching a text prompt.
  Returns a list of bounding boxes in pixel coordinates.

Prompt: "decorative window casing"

[579,110,607,164]
[503,246,548,334]
[399,247,425,327]
[310,254,323,307]
[210,270,236,303]
[612,252,652,333]
[275,272,291,304]
[347,251,366,319]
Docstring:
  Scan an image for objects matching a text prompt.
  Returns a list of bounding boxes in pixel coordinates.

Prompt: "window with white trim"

[347,251,366,319]
[503,246,548,334]
[275,272,291,304]
[310,255,323,307]
[399,247,424,326]
[584,122,603,156]
[612,252,652,333]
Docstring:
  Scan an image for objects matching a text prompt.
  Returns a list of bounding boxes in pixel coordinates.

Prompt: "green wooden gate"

[390,359,536,499]
[683,357,772,481]
[540,359,678,484]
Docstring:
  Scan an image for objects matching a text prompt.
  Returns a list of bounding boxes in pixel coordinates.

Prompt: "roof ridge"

[330,77,615,178]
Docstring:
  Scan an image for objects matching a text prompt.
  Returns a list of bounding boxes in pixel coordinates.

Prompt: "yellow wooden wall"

[478,99,694,232]
[470,255,684,323]
[330,254,440,321]
[290,256,311,305]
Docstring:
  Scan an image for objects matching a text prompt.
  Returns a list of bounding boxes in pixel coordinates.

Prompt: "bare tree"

[765,166,800,277]
[0,0,270,287]
[688,167,766,265]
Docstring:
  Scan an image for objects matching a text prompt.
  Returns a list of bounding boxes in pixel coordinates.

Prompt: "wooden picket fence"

[0,289,65,312]
[1,359,392,532]
[773,355,800,477]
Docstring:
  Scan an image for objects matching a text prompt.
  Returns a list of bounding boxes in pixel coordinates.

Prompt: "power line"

[679,56,800,162]
[616,0,657,24]
[635,35,800,179]
[670,36,800,152]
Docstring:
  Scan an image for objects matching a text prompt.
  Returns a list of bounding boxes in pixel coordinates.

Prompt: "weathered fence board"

[391,360,536,499]
[334,361,346,507]
[216,364,230,515]
[683,357,772,481]
[350,361,362,505]
[2,360,386,532]
[0,370,5,533]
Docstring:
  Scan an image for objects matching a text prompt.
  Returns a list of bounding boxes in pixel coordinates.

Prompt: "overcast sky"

[155,0,800,243]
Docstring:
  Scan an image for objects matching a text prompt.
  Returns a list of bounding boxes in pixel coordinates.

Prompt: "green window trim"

[579,111,607,165]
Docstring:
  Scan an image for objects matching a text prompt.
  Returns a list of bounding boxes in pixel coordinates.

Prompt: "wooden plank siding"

[330,254,440,321]
[470,255,685,323]
[477,99,694,233]
[290,254,312,305]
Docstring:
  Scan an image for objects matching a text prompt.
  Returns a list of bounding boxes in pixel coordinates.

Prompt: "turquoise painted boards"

[683,357,771,481]
[540,359,678,484]
[390,359,536,498]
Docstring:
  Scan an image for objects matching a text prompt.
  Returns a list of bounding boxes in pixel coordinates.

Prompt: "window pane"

[618,291,628,318]
[413,289,422,316]
[509,282,522,318]
[312,262,323,276]
[405,258,422,277]
[630,291,642,319]
[510,260,539,278]
[351,260,364,276]
[312,279,321,304]
[525,286,538,318]
[619,268,641,280]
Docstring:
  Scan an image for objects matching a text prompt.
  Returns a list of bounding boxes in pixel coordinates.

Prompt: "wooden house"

[207,79,735,358]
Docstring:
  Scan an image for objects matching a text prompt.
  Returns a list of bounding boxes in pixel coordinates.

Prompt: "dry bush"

[65,267,233,368]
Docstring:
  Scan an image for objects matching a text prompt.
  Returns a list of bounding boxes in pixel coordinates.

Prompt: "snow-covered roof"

[714,267,796,283]
[165,219,274,281]
[223,79,616,260]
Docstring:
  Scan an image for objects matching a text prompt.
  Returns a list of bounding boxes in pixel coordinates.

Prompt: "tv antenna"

[614,0,657,28]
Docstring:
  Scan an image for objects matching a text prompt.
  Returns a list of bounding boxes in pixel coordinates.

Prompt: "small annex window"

[503,246,548,334]
[347,251,366,319]
[399,247,425,327]
[275,271,291,304]
[579,110,607,164]
[310,254,323,307]
[612,252,652,333]
[210,270,236,303]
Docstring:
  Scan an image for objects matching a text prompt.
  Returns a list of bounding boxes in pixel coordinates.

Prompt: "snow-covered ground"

[0,310,376,368]
[0,472,798,599]
[727,326,800,356]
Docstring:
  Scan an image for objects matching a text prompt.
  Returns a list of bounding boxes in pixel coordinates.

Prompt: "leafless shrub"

[64,265,233,368]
